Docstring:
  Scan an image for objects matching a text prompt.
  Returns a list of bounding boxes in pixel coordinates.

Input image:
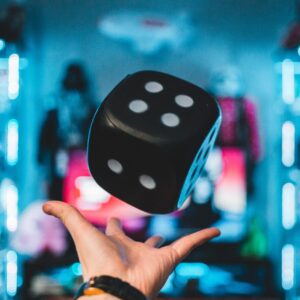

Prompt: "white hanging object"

[98,10,193,54]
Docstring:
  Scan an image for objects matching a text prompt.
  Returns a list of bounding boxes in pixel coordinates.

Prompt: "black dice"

[88,71,221,214]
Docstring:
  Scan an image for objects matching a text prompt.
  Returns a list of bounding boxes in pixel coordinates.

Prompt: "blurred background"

[0,0,300,299]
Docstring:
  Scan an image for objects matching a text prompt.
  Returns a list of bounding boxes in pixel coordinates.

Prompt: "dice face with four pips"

[88,71,221,214]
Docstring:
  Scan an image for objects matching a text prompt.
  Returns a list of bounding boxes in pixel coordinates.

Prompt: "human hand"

[43,201,220,299]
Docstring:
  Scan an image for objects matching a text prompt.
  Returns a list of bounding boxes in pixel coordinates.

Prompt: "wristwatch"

[74,275,147,300]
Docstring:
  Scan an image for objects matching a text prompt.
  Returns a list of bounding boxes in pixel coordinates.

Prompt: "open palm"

[43,201,220,299]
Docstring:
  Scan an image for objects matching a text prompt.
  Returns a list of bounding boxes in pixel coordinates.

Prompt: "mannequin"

[209,66,260,199]
[38,63,96,200]
[38,64,148,233]
[189,66,261,241]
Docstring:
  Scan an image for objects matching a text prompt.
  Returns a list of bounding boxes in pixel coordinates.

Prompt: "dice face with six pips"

[88,71,221,214]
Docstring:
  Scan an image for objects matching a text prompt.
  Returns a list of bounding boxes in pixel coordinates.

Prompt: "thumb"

[170,227,220,262]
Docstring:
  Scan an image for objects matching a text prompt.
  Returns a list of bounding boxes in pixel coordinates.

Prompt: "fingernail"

[112,217,121,225]
[116,218,121,225]
[42,203,52,214]
[157,237,165,247]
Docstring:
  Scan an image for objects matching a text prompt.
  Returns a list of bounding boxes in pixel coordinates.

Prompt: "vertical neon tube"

[8,54,19,100]
[282,59,295,104]
[6,119,18,166]
[6,250,18,297]
[282,183,296,230]
[0,39,5,51]
[4,180,18,232]
[282,121,295,167]
[282,244,294,290]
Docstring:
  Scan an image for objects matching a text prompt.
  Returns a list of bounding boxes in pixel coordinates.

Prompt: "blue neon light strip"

[6,119,18,166]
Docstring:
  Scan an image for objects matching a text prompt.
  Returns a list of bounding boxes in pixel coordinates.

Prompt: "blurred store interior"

[1,0,300,299]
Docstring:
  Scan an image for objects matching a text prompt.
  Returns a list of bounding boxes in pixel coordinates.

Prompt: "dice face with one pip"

[88,71,221,214]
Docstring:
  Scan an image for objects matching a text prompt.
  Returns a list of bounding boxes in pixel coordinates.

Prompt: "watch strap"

[74,275,147,300]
